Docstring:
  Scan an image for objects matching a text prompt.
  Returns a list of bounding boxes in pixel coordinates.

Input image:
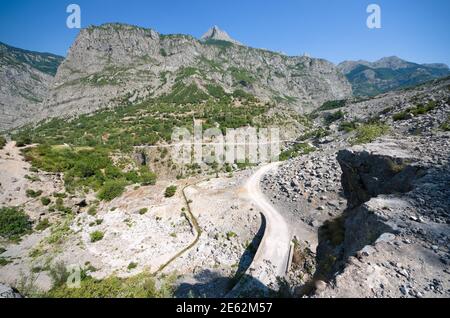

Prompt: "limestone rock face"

[334,140,426,257]
[0,283,22,298]
[1,24,353,130]
[316,136,450,298]
[201,25,242,45]
[0,42,63,131]
[337,141,424,208]
[38,23,351,123]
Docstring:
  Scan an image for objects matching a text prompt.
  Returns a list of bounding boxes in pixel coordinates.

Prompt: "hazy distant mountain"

[338,56,450,96]
[0,42,63,131]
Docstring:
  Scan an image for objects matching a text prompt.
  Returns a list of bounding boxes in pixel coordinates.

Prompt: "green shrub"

[0,207,31,240]
[55,197,64,207]
[46,217,73,245]
[440,115,450,131]
[127,262,138,270]
[318,100,346,111]
[139,169,157,186]
[53,197,71,214]
[393,101,437,121]
[124,171,140,183]
[441,122,450,131]
[23,145,121,193]
[351,123,390,145]
[229,67,255,86]
[138,208,148,215]
[339,121,358,132]
[0,257,12,266]
[29,248,44,258]
[298,128,330,141]
[56,205,72,214]
[49,261,70,288]
[97,180,126,201]
[279,143,315,161]
[164,185,177,198]
[0,136,6,149]
[393,111,408,121]
[24,174,40,182]
[226,231,237,240]
[203,39,233,49]
[324,110,344,124]
[160,83,209,104]
[380,106,393,114]
[40,197,51,206]
[87,206,97,216]
[206,84,227,99]
[15,134,32,147]
[46,271,176,298]
[90,231,104,242]
[26,189,43,198]
[35,218,51,231]
[232,89,256,101]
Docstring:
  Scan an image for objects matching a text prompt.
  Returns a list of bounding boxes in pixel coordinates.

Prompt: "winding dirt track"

[245,162,291,277]
[228,162,291,296]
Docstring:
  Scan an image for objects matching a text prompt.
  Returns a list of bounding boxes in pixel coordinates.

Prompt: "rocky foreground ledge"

[315,137,449,298]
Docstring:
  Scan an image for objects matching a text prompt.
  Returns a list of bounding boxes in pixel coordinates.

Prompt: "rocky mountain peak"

[201,25,242,45]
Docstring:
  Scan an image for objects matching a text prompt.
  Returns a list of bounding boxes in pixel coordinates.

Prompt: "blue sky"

[0,0,449,65]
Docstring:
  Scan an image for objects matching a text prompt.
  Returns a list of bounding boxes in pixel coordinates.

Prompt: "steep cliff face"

[40,23,352,121]
[0,42,63,131]
[335,141,424,257]
[315,138,450,298]
[337,142,423,208]
[201,25,242,45]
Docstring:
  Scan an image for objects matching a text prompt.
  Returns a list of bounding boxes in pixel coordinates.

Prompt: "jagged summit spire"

[201,25,242,45]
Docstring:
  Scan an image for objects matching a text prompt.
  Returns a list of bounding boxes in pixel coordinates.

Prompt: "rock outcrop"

[0,283,22,298]
[259,76,449,297]
[201,25,242,45]
[337,141,424,208]
[37,23,351,122]
[316,138,450,298]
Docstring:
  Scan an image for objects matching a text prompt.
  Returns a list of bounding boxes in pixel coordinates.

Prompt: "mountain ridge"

[3,23,450,132]
[338,56,450,96]
[0,42,64,131]
[36,23,351,124]
[0,41,64,76]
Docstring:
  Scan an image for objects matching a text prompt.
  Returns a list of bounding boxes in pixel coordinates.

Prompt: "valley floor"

[0,141,264,296]
[1,78,450,298]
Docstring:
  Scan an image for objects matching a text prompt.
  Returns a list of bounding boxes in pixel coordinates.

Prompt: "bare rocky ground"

[1,78,449,298]
[166,173,262,297]
[0,142,262,296]
[261,78,450,297]
[261,149,347,295]
[315,135,450,298]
